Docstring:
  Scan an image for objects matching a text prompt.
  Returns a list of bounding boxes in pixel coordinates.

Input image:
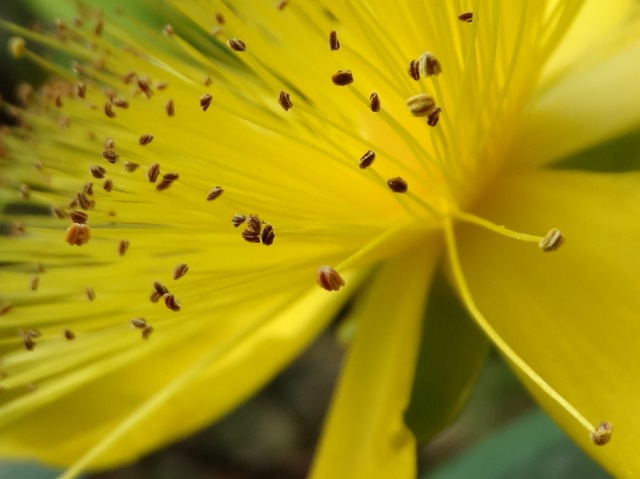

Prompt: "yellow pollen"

[406,93,437,117]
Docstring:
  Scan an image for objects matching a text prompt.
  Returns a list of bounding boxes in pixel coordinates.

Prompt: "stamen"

[328,31,340,51]
[104,102,116,119]
[0,303,13,316]
[276,0,289,10]
[123,71,137,84]
[85,288,96,301]
[147,163,160,183]
[29,275,39,291]
[261,224,275,246]
[138,134,154,145]
[130,317,147,329]
[136,78,153,98]
[316,266,345,292]
[162,293,181,312]
[206,186,224,201]
[200,93,212,111]
[141,325,154,340]
[124,161,139,173]
[387,177,408,193]
[102,149,119,164]
[538,228,565,252]
[452,210,551,247]
[369,92,381,112]
[231,214,246,227]
[331,70,354,86]
[156,172,179,191]
[173,263,189,280]
[406,93,437,117]
[104,138,116,150]
[63,329,76,340]
[103,179,113,192]
[112,98,129,109]
[64,223,91,246]
[165,99,175,117]
[418,52,442,77]
[75,82,86,99]
[69,210,88,224]
[90,165,106,179]
[118,240,130,257]
[591,421,614,446]
[458,11,474,23]
[215,13,225,24]
[427,107,441,127]
[83,183,94,196]
[358,149,376,169]
[51,206,66,219]
[227,38,246,52]
[153,281,169,296]
[407,59,420,81]
[242,215,262,243]
[278,91,293,111]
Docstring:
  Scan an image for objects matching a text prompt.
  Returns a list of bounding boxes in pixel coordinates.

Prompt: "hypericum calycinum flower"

[0,1,639,477]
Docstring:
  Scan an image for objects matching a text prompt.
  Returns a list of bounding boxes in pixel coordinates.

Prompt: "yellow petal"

[309,243,439,479]
[457,169,640,477]
[516,15,640,167]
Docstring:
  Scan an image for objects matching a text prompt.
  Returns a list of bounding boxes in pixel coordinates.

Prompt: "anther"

[52,206,67,219]
[124,161,140,173]
[63,328,76,340]
[316,266,345,292]
[276,0,289,10]
[163,24,174,35]
[8,37,26,58]
[104,102,116,118]
[246,214,262,233]
[22,335,36,351]
[227,38,246,52]
[104,138,116,149]
[139,134,154,145]
[69,210,88,224]
[408,59,420,81]
[123,71,137,85]
[387,177,408,193]
[458,11,473,22]
[359,149,376,169]
[163,293,181,312]
[90,165,106,179]
[131,317,147,329]
[103,179,113,192]
[173,263,189,280]
[142,325,154,339]
[153,281,169,296]
[150,291,162,303]
[406,93,437,117]
[231,214,246,227]
[75,82,86,98]
[0,303,13,316]
[369,92,380,112]
[163,172,179,182]
[65,223,91,246]
[156,180,172,191]
[261,224,275,245]
[112,97,129,109]
[591,421,613,446]
[76,192,93,210]
[102,149,118,164]
[136,78,153,97]
[331,70,354,86]
[329,30,340,51]
[118,239,129,256]
[20,184,31,200]
[55,95,63,108]
[539,228,564,252]
[215,12,225,24]
[278,91,293,111]
[200,93,213,111]
[207,186,224,201]
[242,229,261,243]
[147,163,160,183]
[85,287,96,301]
[427,107,441,127]
[83,182,94,196]
[156,82,168,91]
[418,52,442,77]
[30,275,39,291]
[165,99,175,117]
[94,18,104,36]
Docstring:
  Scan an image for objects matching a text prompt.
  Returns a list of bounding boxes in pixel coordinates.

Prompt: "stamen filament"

[443,217,596,434]
[452,209,543,243]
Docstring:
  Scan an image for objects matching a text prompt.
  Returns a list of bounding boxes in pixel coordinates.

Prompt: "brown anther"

[227,38,246,52]
[278,91,293,111]
[68,197,79,208]
[90,165,106,179]
[103,179,113,192]
[104,101,116,118]
[329,30,340,51]
[156,82,168,91]
[316,265,345,292]
[142,325,154,339]
[163,293,181,312]
[200,93,213,111]
[242,230,261,243]
[0,303,13,316]
[112,97,129,109]
[52,206,67,219]
[163,24,174,35]
[86,287,96,301]
[591,421,613,446]
[276,0,289,10]
[147,163,160,183]
[83,182,94,196]
[204,76,212,86]
[165,99,175,117]
[427,107,441,127]
[155,179,173,191]
[55,95,63,108]
[8,37,26,58]
[75,82,86,98]
[123,71,137,84]
[150,291,162,303]
[136,78,153,97]
[131,317,147,328]
[36,263,45,273]
[138,134,154,145]
[369,92,380,112]
[406,93,437,117]
[94,18,104,36]
[104,137,115,149]
[153,281,169,296]
[124,161,140,173]
[215,12,225,24]
[118,239,129,256]
[76,192,93,210]
[69,210,88,224]
[65,223,91,246]
[261,224,275,245]
[29,275,39,291]
[206,186,224,201]
[163,172,179,182]
[458,11,473,22]
[246,215,262,233]
[408,59,420,81]
[539,228,564,252]
[231,214,246,227]
[419,52,442,76]
[63,328,76,340]
[331,70,354,86]
[22,336,36,351]
[387,177,408,193]
[102,149,118,164]
[19,184,31,200]
[173,263,189,280]
[359,149,376,169]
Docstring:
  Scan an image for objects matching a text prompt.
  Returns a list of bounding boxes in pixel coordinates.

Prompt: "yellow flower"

[0,0,639,477]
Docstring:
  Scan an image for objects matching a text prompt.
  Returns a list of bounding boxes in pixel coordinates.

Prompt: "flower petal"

[309,243,439,479]
[457,169,640,477]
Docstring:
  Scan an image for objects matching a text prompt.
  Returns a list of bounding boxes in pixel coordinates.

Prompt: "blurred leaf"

[404,266,489,442]
[423,410,611,479]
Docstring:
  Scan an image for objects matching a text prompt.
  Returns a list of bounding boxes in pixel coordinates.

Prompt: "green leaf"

[404,266,489,442]
[423,410,611,479]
